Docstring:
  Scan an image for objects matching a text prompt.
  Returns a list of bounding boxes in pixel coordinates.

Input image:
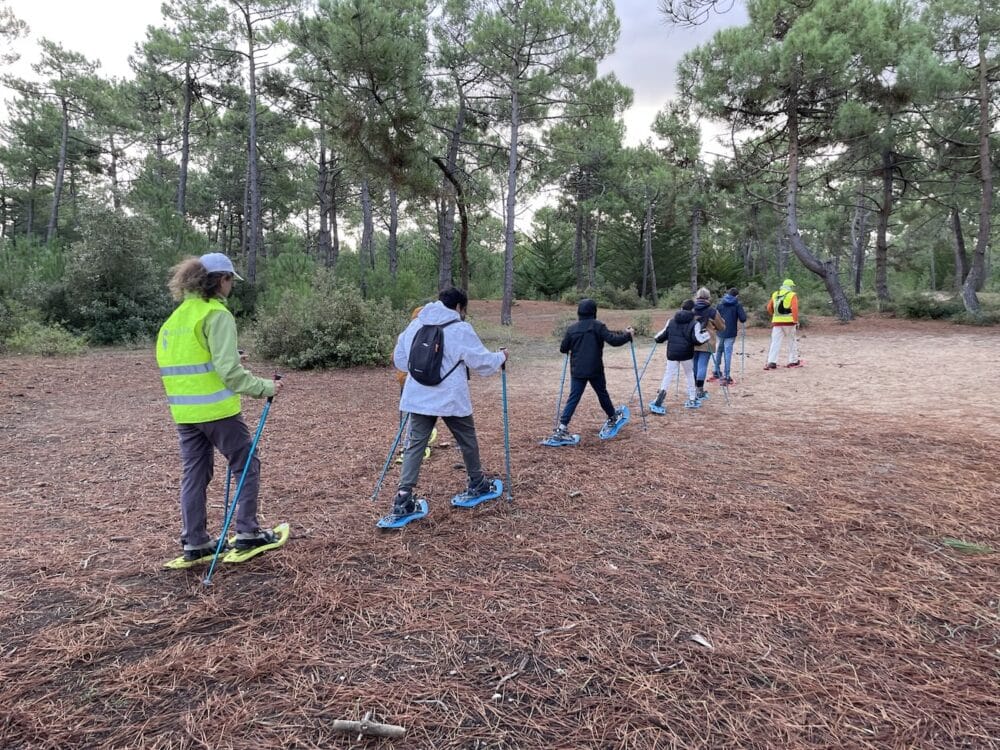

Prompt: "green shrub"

[552,314,576,339]
[558,288,582,306]
[951,310,1000,326]
[896,294,964,320]
[253,275,402,369]
[48,209,173,344]
[257,250,319,312]
[659,283,692,310]
[0,297,22,352]
[632,312,651,337]
[7,320,86,355]
[598,284,648,309]
[559,284,648,310]
[0,238,66,300]
[737,282,769,313]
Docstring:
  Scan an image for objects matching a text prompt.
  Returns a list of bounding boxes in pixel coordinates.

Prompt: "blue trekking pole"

[629,339,648,431]
[553,353,568,430]
[629,342,658,403]
[371,411,410,502]
[222,468,233,517]
[501,359,512,502]
[204,375,280,586]
[740,326,746,378]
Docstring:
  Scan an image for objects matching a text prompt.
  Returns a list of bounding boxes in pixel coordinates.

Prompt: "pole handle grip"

[268,373,282,403]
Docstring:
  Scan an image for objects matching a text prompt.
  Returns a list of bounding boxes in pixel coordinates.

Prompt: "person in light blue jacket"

[389,287,507,520]
[711,287,747,385]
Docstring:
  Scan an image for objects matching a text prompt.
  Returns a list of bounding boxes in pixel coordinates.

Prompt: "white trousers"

[767,326,799,364]
[659,359,697,401]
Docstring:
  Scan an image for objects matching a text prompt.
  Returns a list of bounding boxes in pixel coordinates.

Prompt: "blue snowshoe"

[377,498,429,529]
[648,402,666,415]
[599,405,630,440]
[542,427,581,447]
[451,477,503,508]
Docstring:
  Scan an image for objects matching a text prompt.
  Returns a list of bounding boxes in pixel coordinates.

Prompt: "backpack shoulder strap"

[438,318,463,381]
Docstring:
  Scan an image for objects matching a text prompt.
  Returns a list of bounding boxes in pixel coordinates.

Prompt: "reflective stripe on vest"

[770,290,796,324]
[156,296,242,424]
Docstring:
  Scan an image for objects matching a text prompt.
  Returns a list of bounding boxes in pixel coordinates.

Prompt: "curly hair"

[167,257,230,301]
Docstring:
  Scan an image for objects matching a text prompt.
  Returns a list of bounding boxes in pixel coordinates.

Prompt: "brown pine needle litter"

[2,306,999,749]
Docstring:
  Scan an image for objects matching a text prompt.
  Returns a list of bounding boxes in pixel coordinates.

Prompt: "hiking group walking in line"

[154,253,803,562]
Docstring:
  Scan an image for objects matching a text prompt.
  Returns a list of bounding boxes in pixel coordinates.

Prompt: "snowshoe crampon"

[377,499,429,529]
[599,405,630,440]
[164,538,235,570]
[648,403,666,415]
[451,479,503,508]
[541,433,580,447]
[222,522,290,564]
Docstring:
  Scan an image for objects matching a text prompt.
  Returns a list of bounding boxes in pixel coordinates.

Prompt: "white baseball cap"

[199,252,244,281]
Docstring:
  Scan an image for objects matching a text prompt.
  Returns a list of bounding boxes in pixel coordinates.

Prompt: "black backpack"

[407,319,461,386]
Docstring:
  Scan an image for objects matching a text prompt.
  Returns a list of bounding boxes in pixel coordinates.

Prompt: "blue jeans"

[692,351,712,384]
[714,337,735,378]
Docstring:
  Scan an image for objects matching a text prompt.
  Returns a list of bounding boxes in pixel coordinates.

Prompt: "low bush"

[6,320,86,356]
[560,284,648,310]
[950,310,1000,326]
[737,282,769,314]
[552,314,576,339]
[632,312,651,337]
[658,283,691,310]
[253,275,402,369]
[895,294,965,320]
[47,209,173,344]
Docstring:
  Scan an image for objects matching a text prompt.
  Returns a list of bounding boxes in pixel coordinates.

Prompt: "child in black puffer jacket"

[650,300,709,413]
[547,298,633,442]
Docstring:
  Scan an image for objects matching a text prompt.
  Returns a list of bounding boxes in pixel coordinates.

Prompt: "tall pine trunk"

[330,168,340,268]
[177,61,192,218]
[316,131,332,266]
[874,149,893,301]
[108,135,121,210]
[587,212,599,288]
[388,185,399,278]
[437,94,465,292]
[359,176,373,297]
[244,22,261,282]
[26,170,37,241]
[644,199,657,305]
[962,17,992,313]
[951,208,969,292]
[689,203,701,294]
[573,203,585,291]
[46,98,69,244]
[500,83,519,326]
[850,182,870,295]
[786,97,853,321]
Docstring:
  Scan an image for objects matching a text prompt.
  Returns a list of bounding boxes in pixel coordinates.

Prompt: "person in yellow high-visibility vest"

[156,253,283,564]
[764,278,801,369]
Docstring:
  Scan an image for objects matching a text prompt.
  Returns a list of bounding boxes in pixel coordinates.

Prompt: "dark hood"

[693,299,712,313]
[577,298,597,319]
[673,309,695,324]
[720,293,738,306]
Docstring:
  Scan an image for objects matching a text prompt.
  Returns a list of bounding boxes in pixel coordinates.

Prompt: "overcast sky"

[1,0,747,145]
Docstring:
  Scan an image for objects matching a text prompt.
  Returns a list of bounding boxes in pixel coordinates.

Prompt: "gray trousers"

[177,414,260,548]
[399,413,483,493]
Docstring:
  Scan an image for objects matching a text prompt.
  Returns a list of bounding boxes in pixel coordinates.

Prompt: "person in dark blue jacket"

[711,288,747,385]
[547,299,633,443]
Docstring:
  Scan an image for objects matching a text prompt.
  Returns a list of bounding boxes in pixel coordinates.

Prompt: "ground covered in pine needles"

[1,300,998,749]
